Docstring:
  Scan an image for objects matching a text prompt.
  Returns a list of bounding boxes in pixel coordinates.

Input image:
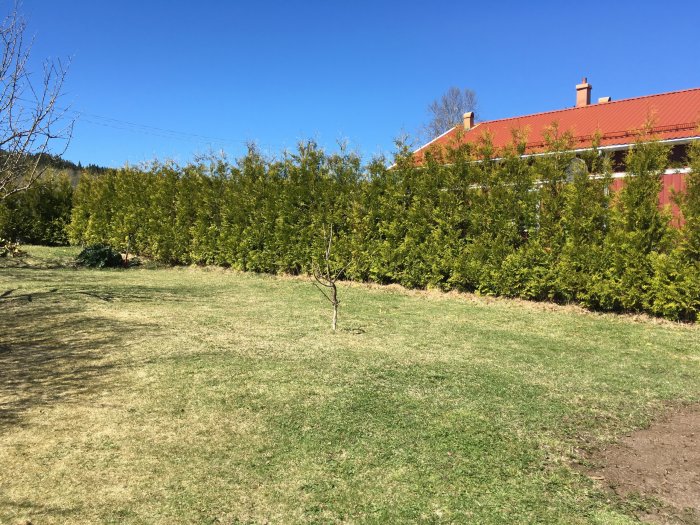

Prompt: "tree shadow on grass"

[0,495,82,522]
[0,289,153,434]
[0,256,78,271]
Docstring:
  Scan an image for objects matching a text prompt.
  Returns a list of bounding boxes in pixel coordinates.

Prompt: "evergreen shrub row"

[68,132,700,321]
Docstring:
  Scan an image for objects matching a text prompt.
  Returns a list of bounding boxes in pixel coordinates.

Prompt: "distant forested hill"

[31,152,108,187]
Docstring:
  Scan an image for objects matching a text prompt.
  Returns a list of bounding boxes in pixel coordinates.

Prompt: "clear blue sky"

[20,0,700,167]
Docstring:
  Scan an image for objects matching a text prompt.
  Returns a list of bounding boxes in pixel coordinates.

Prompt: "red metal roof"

[414,87,700,160]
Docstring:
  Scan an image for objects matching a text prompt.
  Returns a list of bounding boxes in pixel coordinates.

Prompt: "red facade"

[610,171,687,226]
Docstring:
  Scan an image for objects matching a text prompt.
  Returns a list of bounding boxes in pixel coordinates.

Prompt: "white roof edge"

[412,125,464,154]
[388,125,462,169]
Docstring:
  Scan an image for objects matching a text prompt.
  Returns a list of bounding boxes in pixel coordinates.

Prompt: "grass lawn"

[1,246,699,524]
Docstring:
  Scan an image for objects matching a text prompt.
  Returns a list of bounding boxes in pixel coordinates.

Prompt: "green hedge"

[67,134,700,321]
[0,173,73,245]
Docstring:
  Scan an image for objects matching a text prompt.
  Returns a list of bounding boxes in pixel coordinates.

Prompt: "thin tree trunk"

[312,224,345,331]
[331,282,338,331]
[124,238,130,268]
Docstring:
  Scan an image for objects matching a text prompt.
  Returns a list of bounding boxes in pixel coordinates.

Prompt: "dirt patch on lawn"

[587,405,700,524]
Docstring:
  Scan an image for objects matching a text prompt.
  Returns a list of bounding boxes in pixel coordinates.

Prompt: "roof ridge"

[476,86,700,127]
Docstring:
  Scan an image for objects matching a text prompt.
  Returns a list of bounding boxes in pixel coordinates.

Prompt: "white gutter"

[442,168,692,191]
[608,167,692,179]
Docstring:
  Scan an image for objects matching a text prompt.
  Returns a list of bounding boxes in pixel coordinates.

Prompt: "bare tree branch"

[0,3,74,200]
[423,86,478,141]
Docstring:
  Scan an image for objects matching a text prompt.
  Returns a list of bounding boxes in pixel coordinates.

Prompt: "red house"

[413,80,700,222]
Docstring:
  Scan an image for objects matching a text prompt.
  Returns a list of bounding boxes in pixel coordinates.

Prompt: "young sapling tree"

[312,224,348,331]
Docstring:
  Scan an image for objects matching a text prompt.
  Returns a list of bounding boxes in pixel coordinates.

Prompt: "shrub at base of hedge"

[75,244,123,268]
[0,238,27,258]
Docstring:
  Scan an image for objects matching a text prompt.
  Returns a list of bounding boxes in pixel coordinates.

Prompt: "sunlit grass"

[1,246,698,524]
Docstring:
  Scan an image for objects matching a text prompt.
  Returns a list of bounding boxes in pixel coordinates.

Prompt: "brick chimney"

[576,77,592,107]
[463,111,474,130]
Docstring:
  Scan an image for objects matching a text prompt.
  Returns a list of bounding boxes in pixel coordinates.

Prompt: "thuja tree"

[276,141,332,274]
[556,141,612,306]
[320,143,364,279]
[645,140,700,321]
[492,128,572,300]
[591,137,673,312]
[110,166,151,261]
[364,139,417,285]
[419,142,473,289]
[191,158,229,265]
[68,170,117,246]
[466,132,537,296]
[171,164,202,264]
[344,155,388,282]
[390,142,449,289]
[232,146,281,273]
[217,145,267,271]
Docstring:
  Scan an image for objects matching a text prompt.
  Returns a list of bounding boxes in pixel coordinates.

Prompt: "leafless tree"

[0,3,73,200]
[312,224,347,331]
[423,86,478,140]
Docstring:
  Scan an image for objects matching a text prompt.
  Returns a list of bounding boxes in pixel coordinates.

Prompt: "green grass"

[1,246,699,524]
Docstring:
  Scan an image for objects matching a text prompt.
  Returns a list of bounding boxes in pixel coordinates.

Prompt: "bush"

[495,242,555,301]
[75,244,123,268]
[0,173,73,245]
[0,238,27,258]
[646,251,700,322]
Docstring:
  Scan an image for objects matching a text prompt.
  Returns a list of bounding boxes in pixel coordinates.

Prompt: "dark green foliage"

[0,173,73,245]
[75,244,123,268]
[67,137,700,321]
